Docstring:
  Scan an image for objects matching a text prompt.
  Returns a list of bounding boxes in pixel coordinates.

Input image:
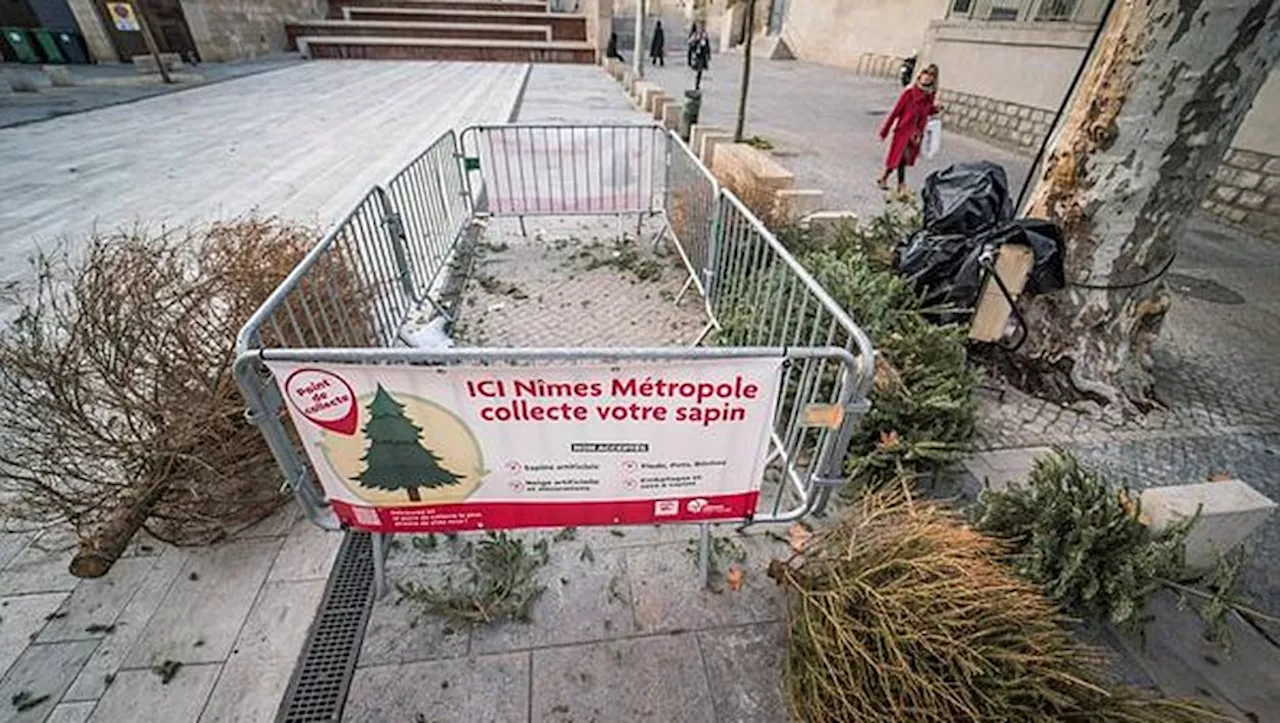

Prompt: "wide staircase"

[286,0,595,63]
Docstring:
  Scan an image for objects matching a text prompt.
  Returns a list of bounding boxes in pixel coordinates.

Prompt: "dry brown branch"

[0,219,339,576]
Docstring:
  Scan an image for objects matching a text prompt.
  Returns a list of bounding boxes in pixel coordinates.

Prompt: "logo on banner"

[295,380,487,506]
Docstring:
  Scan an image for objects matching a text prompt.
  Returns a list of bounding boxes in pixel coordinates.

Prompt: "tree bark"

[407,486,421,502]
[1018,0,1280,416]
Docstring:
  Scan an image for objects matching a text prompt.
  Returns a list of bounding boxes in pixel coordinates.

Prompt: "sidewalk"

[633,49,1033,221]
[0,60,531,722]
[0,56,301,129]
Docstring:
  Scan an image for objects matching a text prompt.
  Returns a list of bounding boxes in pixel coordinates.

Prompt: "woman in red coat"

[877,63,941,193]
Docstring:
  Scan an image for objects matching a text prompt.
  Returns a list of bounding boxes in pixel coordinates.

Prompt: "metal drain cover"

[1165,273,1245,305]
[277,531,374,723]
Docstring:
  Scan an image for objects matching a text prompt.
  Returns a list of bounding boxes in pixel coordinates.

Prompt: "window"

[1035,0,1078,21]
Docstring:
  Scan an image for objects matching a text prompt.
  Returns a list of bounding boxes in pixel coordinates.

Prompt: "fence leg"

[697,523,711,590]
[635,212,644,240]
[518,215,528,238]
[813,487,834,516]
[372,532,389,598]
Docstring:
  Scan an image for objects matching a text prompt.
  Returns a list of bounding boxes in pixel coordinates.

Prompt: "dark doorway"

[95,0,197,62]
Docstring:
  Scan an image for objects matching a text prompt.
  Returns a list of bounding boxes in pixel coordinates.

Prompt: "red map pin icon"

[283,368,358,436]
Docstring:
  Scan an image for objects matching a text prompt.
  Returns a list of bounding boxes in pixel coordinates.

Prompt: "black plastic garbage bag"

[920,162,1013,236]
[895,220,1066,324]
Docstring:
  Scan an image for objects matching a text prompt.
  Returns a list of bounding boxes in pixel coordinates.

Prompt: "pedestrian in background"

[650,20,666,66]
[606,31,624,61]
[689,26,711,89]
[877,63,942,195]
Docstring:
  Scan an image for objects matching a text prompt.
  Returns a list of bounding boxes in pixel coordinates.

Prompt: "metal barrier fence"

[383,130,471,310]
[459,124,665,216]
[236,123,874,587]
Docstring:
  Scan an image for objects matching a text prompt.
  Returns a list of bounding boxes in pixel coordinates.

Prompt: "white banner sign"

[266,358,784,533]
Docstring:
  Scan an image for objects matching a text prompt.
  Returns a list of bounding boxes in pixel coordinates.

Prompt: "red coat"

[880,86,938,169]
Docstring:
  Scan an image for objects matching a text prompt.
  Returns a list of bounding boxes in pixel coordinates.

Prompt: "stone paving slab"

[197,579,327,723]
[124,538,282,668]
[87,663,222,723]
[696,623,788,723]
[36,558,156,644]
[45,701,95,723]
[358,564,472,668]
[0,639,99,722]
[62,549,188,703]
[0,592,68,678]
[344,653,530,722]
[530,633,716,723]
[0,528,80,597]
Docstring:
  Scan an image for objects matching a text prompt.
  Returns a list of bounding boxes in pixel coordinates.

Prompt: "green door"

[33,28,66,63]
[2,27,40,63]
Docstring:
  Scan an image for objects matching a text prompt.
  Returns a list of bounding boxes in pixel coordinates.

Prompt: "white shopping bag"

[923,118,943,159]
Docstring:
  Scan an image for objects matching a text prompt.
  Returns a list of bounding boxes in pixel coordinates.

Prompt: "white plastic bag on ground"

[401,316,453,350]
[923,118,943,159]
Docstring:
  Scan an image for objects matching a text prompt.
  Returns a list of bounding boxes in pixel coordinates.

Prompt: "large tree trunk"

[1018,0,1280,416]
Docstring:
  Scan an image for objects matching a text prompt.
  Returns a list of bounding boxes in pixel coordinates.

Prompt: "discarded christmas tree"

[354,385,462,501]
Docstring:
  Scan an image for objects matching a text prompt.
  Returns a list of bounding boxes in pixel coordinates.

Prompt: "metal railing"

[235,124,875,588]
[460,124,665,217]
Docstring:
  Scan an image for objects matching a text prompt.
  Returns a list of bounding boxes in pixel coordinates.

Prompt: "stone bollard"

[1141,480,1277,576]
[44,65,74,87]
[661,101,682,131]
[773,189,825,223]
[699,132,735,167]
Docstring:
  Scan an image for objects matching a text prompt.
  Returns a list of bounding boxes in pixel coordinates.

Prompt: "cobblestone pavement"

[973,214,1280,609]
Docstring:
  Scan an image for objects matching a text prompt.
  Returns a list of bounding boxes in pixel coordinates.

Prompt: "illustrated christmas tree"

[352,385,462,501]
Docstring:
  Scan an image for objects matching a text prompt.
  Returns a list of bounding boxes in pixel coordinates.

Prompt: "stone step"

[329,0,547,17]
[344,6,586,41]
[287,19,551,49]
[296,35,595,63]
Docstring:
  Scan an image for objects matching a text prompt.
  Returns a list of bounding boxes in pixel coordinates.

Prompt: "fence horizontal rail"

[460,124,666,217]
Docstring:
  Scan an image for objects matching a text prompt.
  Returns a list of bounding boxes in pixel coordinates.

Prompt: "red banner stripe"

[331,492,760,534]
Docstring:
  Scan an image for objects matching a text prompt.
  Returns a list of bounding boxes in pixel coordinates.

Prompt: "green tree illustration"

[353,385,462,501]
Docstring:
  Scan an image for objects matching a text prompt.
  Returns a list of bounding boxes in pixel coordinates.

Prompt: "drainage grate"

[276,531,375,723]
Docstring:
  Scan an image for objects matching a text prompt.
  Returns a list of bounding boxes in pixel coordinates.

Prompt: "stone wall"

[936,88,1053,155]
[65,0,117,62]
[182,0,328,62]
[1202,149,1280,239]
[781,0,947,70]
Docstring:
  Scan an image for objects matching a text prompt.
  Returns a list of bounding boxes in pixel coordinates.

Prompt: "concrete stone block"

[710,143,796,213]
[1226,207,1248,222]
[44,65,74,87]
[699,131,734,167]
[801,210,858,235]
[689,124,724,158]
[1140,480,1276,574]
[661,100,682,130]
[773,188,824,222]
[1238,190,1267,208]
[1261,175,1280,194]
[1263,156,1280,175]
[653,96,672,121]
[640,85,665,114]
